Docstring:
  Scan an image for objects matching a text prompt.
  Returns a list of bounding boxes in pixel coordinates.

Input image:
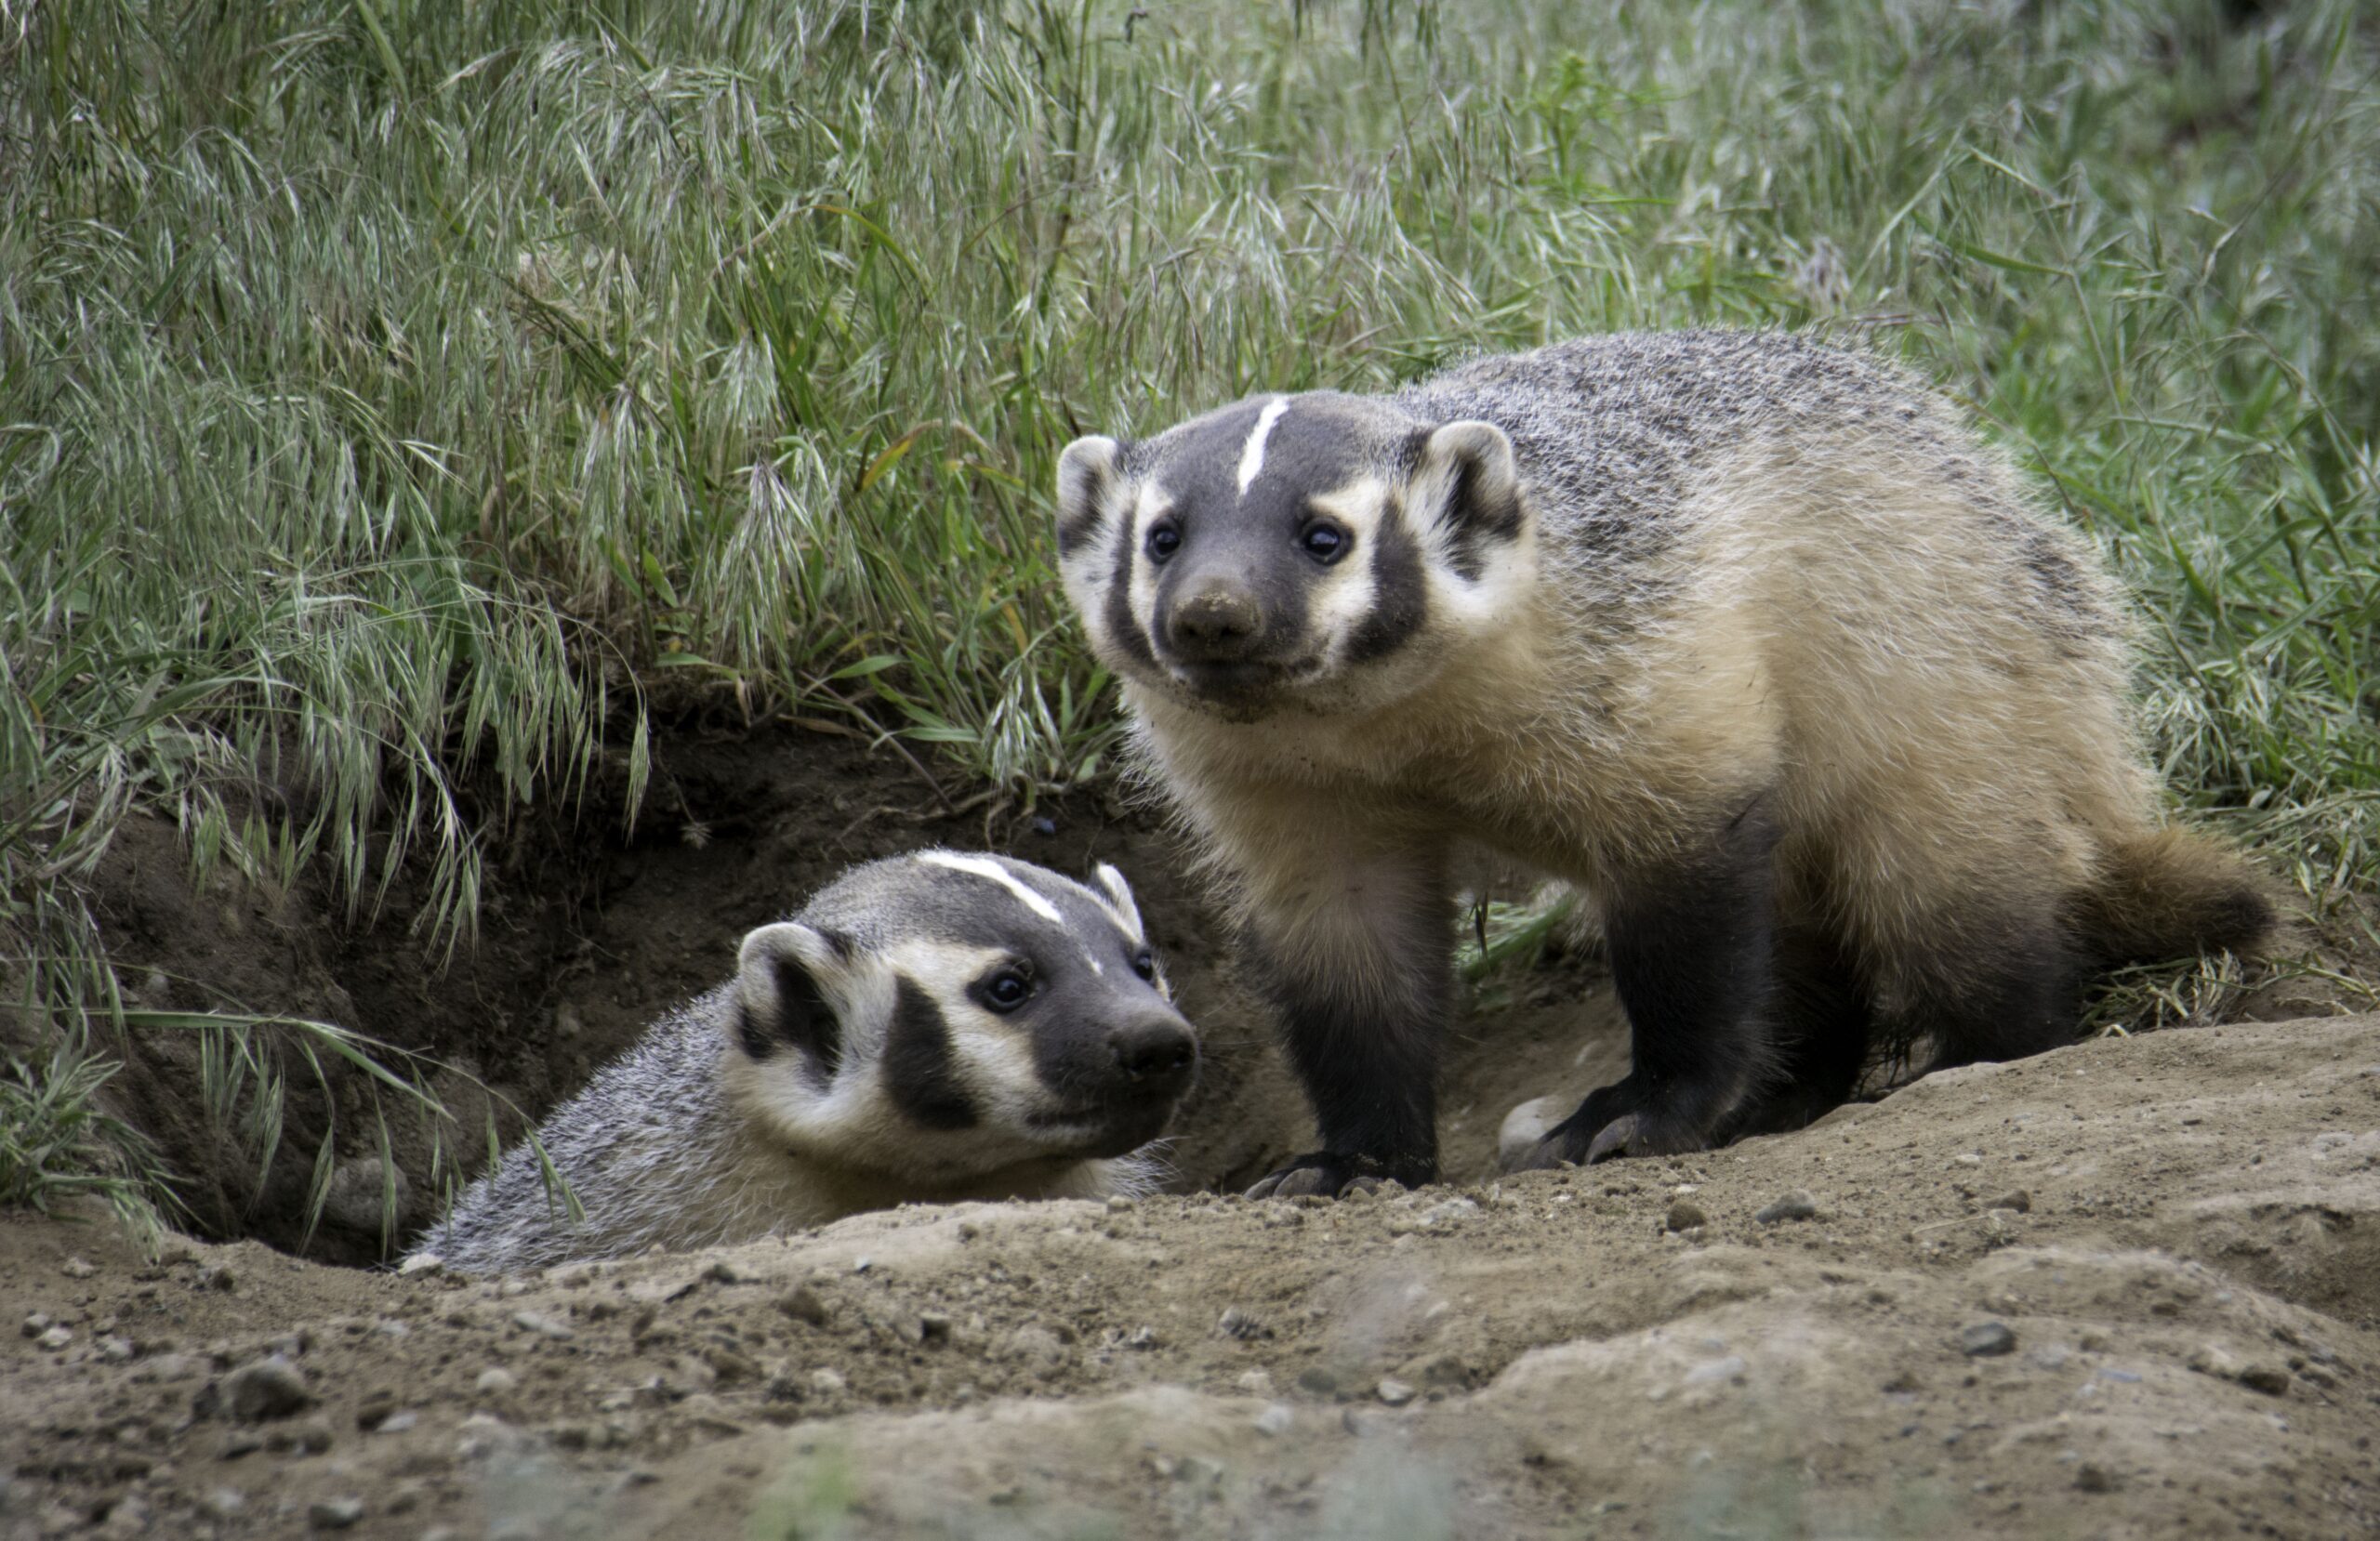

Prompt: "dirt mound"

[4,1013,2374,1537]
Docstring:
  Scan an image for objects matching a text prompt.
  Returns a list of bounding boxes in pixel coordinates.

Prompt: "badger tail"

[2069,826,2279,968]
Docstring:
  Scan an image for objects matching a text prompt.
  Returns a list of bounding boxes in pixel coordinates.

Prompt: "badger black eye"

[1144,520,1182,564]
[979,966,1034,1012]
[1131,948,1157,981]
[1300,520,1349,563]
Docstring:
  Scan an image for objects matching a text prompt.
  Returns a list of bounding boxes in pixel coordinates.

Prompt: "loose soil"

[4,1014,2376,1538]
[3,723,2375,1536]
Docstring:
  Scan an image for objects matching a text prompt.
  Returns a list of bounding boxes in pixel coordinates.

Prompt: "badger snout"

[1167,580,1264,661]
[1106,1015,1197,1092]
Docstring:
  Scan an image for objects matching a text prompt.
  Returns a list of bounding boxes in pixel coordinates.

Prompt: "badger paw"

[1245,1152,1424,1201]
[1509,1092,1708,1172]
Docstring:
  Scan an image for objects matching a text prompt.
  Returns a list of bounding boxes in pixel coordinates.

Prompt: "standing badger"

[1051,331,2271,1197]
[409,850,1197,1272]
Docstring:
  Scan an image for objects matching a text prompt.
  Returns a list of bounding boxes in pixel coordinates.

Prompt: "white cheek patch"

[1305,478,1391,665]
[918,851,1064,926]
[1057,474,1130,658]
[1236,397,1290,494]
[1400,462,1537,639]
[1125,480,1171,647]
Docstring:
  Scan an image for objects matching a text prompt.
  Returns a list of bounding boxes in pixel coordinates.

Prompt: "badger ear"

[1054,435,1125,558]
[1410,420,1527,567]
[734,921,851,1072]
[1089,862,1147,944]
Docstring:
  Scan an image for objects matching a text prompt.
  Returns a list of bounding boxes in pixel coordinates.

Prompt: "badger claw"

[1245,1152,1414,1200]
[1512,1106,1699,1171]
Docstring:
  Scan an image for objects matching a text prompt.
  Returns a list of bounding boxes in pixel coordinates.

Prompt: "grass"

[2,0,2375,1239]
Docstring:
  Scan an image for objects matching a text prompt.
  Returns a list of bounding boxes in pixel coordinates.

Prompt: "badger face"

[1054,392,1537,721]
[725,852,1197,1187]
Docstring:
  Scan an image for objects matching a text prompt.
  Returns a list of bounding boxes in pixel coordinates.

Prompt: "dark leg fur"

[1718,922,1873,1139]
[1243,889,1449,1199]
[1514,796,1781,1169]
[1911,912,2085,1070]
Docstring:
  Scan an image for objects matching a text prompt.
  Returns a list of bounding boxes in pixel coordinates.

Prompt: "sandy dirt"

[4,1011,2376,1538]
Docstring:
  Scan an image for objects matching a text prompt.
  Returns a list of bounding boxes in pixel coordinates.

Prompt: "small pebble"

[510,1310,574,1340]
[200,1488,246,1520]
[397,1254,444,1278]
[2237,1363,2292,1397]
[1376,1377,1416,1407]
[375,1410,419,1433]
[1664,1199,1708,1232]
[36,1325,72,1351]
[1105,1194,1134,1212]
[1753,1191,1818,1224]
[20,1312,50,1337]
[2074,1462,2117,1493]
[1253,1403,1294,1437]
[222,1356,313,1420]
[1989,1190,2031,1215]
[777,1284,833,1327]
[307,1496,364,1530]
[475,1368,518,1396]
[61,1257,96,1279]
[1960,1322,2018,1358]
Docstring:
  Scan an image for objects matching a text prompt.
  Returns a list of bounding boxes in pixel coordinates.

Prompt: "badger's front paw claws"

[1513,1111,1666,1171]
[1245,1152,1414,1201]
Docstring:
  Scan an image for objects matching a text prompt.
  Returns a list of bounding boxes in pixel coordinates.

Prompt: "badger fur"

[409,850,1197,1273]
[1052,331,2272,1197]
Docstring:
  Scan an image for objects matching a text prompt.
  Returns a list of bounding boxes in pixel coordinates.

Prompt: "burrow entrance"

[81,721,1626,1264]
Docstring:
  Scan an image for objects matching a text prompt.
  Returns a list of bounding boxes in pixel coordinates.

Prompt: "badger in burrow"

[1051,330,2273,1199]
[407,850,1197,1273]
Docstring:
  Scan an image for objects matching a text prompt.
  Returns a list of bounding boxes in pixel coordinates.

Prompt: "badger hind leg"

[1513,795,1783,1169]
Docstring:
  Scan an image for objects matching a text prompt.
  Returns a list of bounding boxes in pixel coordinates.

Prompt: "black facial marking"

[738,939,843,1088]
[1101,502,1158,670]
[1344,497,1428,664]
[883,975,976,1130]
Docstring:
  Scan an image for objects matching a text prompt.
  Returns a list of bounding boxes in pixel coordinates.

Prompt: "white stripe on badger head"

[1236,397,1290,496]
[918,851,1064,925]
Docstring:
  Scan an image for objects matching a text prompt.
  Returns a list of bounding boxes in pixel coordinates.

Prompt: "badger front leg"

[1233,830,1453,1200]
[1514,794,1782,1168]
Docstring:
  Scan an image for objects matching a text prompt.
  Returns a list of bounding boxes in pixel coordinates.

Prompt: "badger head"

[723,851,1197,1189]
[1053,391,1536,721]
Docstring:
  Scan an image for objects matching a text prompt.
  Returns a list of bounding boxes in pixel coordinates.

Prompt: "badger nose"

[1107,1018,1197,1089]
[1169,583,1263,660]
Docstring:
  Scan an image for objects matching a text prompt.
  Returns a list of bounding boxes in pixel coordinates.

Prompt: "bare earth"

[5,1010,2376,1539]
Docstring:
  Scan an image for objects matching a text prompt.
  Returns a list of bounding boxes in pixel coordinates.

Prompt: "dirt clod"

[219,1356,311,1420]
[1754,1189,1819,1223]
[1665,1198,1709,1232]
[1959,1322,2018,1358]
